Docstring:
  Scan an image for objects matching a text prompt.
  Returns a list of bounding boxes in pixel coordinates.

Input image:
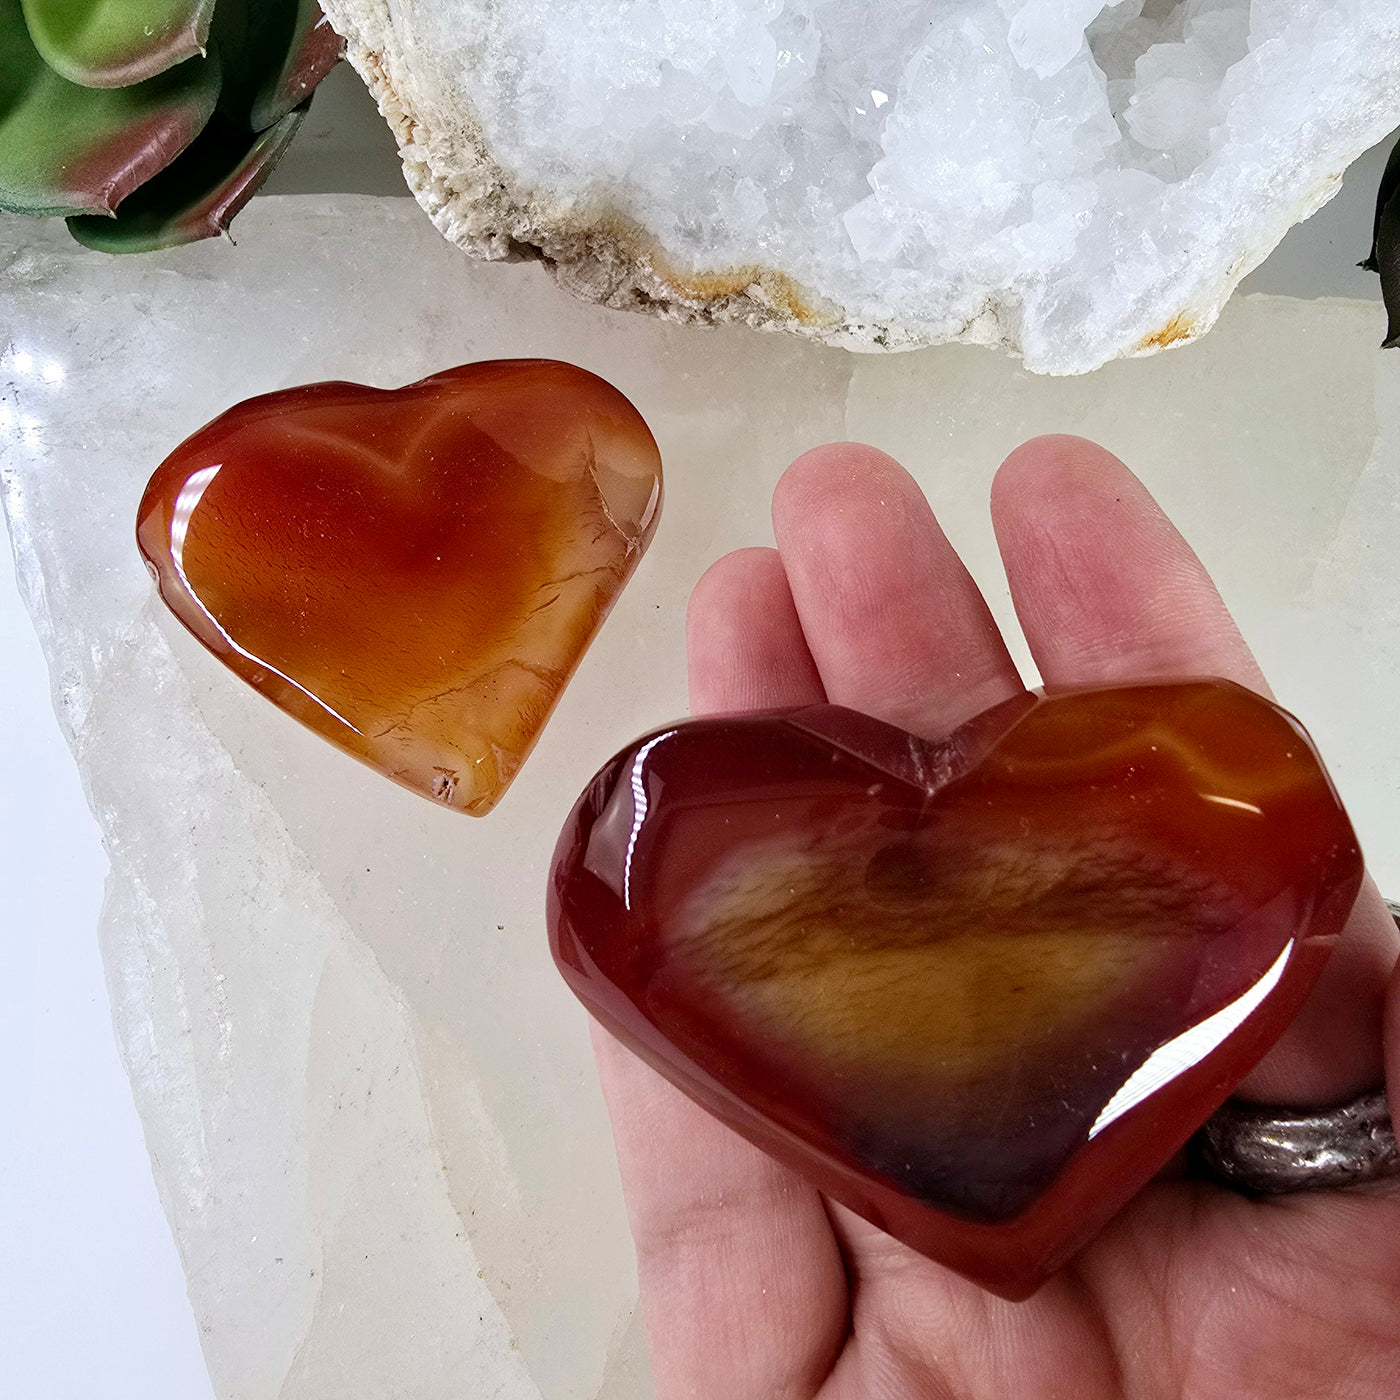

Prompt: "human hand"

[590,436,1400,1398]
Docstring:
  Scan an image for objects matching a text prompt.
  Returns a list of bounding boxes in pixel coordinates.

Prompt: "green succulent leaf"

[250,1,341,131]
[1360,137,1400,274]
[0,0,220,216]
[1372,199,1400,350]
[19,0,216,89]
[66,98,307,251]
[211,0,341,131]
[1361,135,1400,348]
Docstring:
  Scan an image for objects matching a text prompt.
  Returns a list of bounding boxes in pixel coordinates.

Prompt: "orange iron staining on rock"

[138,360,663,814]
[548,682,1362,1297]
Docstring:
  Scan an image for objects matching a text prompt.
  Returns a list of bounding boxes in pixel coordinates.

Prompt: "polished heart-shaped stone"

[548,681,1362,1298]
[137,360,663,814]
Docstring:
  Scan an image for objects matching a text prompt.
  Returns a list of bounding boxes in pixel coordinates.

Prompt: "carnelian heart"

[548,681,1363,1297]
[137,360,663,814]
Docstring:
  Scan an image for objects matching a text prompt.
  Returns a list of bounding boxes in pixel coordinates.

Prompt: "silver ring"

[1195,1087,1398,1193]
[1191,902,1398,1194]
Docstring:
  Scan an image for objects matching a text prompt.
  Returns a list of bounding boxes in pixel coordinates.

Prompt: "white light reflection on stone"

[1089,937,1294,1139]
[168,464,363,735]
[623,731,676,910]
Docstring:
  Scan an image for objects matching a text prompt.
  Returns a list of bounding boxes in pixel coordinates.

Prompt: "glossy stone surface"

[137,360,663,814]
[550,681,1363,1298]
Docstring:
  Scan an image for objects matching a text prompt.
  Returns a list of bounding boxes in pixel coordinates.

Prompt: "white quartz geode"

[320,0,1400,373]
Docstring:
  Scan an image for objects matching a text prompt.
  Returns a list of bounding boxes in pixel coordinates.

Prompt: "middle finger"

[772,443,1023,737]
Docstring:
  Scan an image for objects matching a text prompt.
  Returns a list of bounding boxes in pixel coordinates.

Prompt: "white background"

[0,61,1395,1400]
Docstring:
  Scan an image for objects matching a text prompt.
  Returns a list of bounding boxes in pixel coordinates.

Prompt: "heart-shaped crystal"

[137,360,663,813]
[548,682,1362,1297]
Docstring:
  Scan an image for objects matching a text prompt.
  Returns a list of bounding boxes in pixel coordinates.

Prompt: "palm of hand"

[591,437,1400,1399]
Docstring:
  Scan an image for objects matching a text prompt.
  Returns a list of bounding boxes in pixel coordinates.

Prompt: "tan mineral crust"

[321,0,1400,372]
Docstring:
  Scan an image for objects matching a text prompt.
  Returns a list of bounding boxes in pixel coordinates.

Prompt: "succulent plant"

[0,0,341,252]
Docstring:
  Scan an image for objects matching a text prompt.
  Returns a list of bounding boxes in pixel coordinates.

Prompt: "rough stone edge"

[318,0,1015,359]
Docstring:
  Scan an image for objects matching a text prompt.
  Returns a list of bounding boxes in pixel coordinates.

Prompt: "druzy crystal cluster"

[323,0,1400,371]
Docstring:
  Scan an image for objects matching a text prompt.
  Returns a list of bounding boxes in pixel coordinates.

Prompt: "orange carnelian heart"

[548,681,1362,1297]
[138,360,663,814]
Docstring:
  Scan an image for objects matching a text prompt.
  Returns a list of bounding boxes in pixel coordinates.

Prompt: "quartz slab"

[2,194,1400,1397]
[322,0,1400,372]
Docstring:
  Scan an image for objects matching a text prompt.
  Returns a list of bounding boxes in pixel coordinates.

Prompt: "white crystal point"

[1001,0,1113,79]
[321,0,1400,373]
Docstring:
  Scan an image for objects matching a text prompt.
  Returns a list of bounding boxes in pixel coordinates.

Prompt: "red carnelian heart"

[548,681,1362,1297]
[137,360,663,814]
